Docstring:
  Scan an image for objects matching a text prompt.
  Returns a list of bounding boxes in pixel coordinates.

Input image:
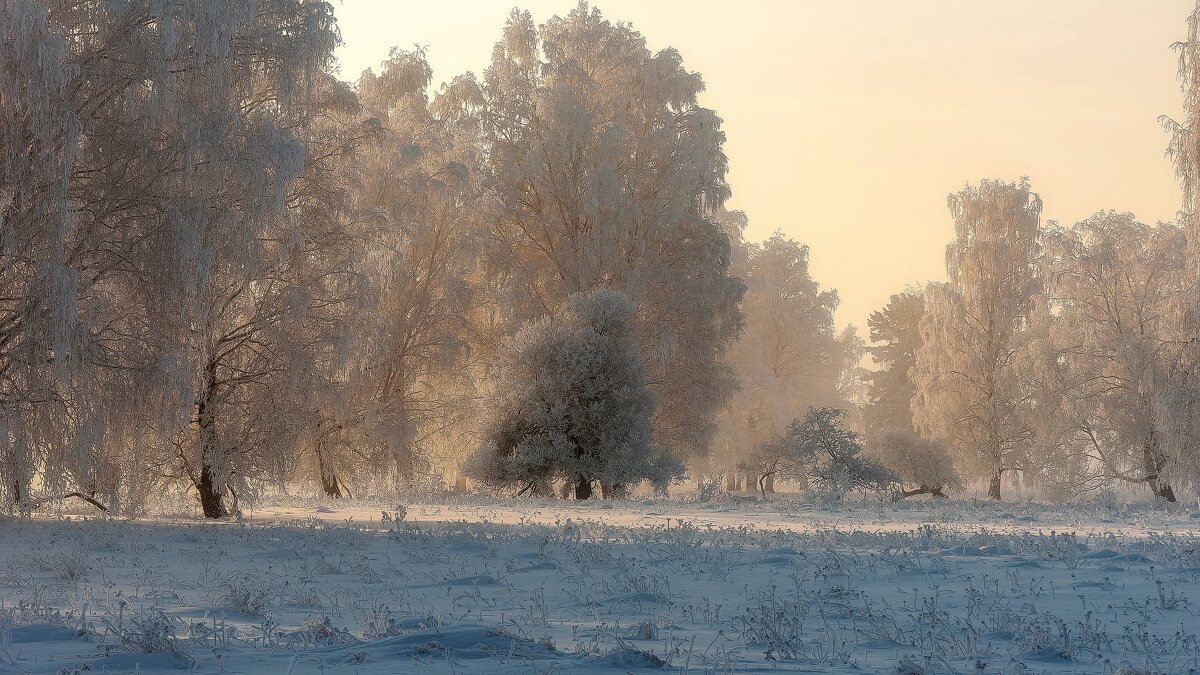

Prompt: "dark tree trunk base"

[758,473,771,499]
[902,485,947,499]
[1159,483,1177,502]
[575,476,593,500]
[197,464,228,518]
[987,473,1002,500]
[320,471,344,498]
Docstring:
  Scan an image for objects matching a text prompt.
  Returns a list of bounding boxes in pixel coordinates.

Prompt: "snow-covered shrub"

[27,552,90,582]
[381,503,407,523]
[362,604,402,640]
[105,608,187,656]
[868,429,961,498]
[466,289,684,498]
[697,476,726,503]
[286,616,355,648]
[742,407,898,499]
[220,573,271,615]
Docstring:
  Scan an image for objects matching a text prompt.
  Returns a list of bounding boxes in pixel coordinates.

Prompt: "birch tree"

[163,65,379,518]
[0,0,341,514]
[294,48,487,498]
[1157,0,1200,499]
[436,4,744,460]
[1038,214,1191,500]
[912,179,1044,500]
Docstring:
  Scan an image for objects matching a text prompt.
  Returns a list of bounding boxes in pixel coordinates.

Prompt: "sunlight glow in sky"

[334,0,1191,333]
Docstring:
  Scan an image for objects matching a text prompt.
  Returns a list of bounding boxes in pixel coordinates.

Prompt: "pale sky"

[334,0,1191,334]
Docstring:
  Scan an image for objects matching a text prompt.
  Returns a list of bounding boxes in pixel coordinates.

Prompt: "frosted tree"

[466,288,683,499]
[1036,214,1191,500]
[741,407,897,499]
[1158,0,1200,499]
[868,430,960,498]
[161,65,379,518]
[912,179,1044,500]
[436,4,745,460]
[1165,0,1200,271]
[0,1,340,514]
[292,48,488,498]
[714,223,857,491]
[864,290,925,438]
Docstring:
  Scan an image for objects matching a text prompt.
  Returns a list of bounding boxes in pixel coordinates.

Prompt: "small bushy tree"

[466,289,683,498]
[741,407,897,499]
[869,429,960,498]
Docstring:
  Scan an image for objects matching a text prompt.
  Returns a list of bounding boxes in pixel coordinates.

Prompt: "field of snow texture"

[3,497,1200,674]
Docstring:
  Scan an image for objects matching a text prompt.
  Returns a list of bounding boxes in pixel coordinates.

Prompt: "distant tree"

[912,179,1044,500]
[868,430,959,498]
[741,407,897,499]
[717,226,857,488]
[466,289,683,499]
[864,290,925,438]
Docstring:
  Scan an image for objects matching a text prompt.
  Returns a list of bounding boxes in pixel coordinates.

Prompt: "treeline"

[0,0,761,516]
[867,188,1199,502]
[738,6,1200,505]
[3,1,1200,516]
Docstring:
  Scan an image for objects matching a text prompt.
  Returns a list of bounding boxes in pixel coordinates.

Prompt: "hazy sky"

[335,0,1192,334]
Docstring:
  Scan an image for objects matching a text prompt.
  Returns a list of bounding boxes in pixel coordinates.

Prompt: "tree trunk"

[4,445,22,509]
[455,475,468,494]
[758,473,769,499]
[315,438,343,498]
[575,475,593,500]
[764,474,775,493]
[726,472,737,492]
[196,462,228,518]
[987,470,1002,500]
[902,484,948,499]
[196,362,227,518]
[1141,432,1176,501]
[319,468,343,498]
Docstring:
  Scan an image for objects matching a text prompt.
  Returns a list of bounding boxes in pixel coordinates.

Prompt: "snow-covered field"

[3,496,1200,674]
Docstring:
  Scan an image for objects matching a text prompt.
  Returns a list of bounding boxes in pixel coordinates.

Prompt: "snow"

[2,496,1200,673]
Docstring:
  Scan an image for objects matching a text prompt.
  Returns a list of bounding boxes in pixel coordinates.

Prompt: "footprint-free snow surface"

[3,496,1200,673]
